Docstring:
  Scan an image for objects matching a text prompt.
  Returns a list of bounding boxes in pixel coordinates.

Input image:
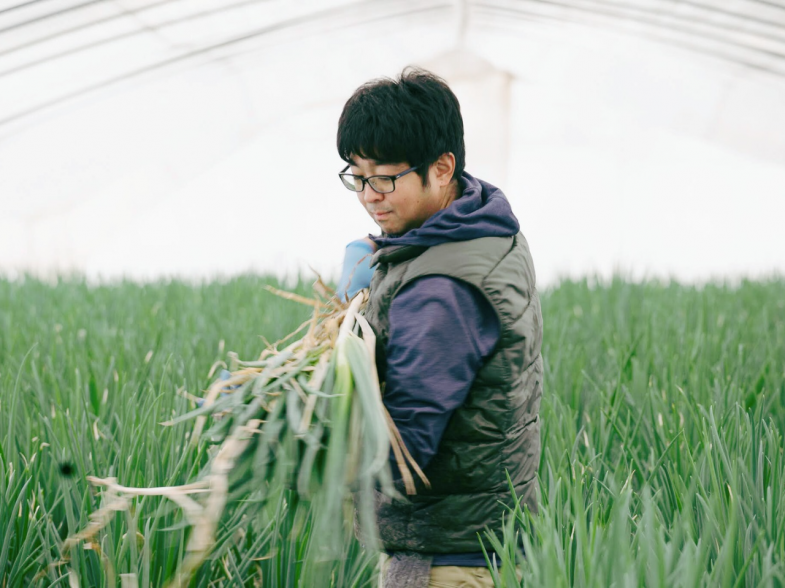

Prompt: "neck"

[437,179,461,210]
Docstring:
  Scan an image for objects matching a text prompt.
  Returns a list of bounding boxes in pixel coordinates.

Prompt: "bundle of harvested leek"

[63,286,427,587]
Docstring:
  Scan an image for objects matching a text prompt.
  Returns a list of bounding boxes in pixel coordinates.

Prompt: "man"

[336,67,543,588]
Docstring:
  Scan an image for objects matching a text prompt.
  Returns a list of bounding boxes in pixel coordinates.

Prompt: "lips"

[372,211,391,219]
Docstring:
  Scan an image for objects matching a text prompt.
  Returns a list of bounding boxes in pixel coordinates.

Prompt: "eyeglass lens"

[341,175,395,194]
[368,177,394,193]
[341,175,364,191]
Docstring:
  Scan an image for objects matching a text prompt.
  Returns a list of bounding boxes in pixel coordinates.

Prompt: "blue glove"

[337,239,376,301]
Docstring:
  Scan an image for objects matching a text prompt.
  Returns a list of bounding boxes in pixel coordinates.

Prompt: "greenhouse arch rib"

[0,0,450,129]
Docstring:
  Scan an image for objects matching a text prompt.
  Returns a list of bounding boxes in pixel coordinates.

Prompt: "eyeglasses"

[339,165,419,194]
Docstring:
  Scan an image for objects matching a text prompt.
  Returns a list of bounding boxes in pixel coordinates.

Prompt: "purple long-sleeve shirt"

[385,276,500,475]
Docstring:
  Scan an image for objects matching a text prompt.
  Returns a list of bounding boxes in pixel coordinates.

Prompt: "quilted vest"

[363,233,543,553]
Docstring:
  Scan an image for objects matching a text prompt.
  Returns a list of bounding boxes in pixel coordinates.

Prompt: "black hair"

[337,66,465,187]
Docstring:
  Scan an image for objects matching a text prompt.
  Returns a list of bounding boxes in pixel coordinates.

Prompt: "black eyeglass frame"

[339,164,419,194]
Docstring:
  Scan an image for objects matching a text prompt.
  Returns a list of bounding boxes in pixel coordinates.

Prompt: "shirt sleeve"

[383,275,500,478]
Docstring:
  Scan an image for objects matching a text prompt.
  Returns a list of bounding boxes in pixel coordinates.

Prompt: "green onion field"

[1,276,783,586]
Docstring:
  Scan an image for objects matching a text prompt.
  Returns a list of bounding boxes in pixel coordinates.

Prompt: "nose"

[361,183,383,203]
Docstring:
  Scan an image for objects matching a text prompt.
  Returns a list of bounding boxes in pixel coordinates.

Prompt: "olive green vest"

[364,233,543,553]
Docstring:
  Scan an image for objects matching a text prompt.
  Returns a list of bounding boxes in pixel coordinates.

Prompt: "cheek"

[401,193,427,219]
[390,193,414,216]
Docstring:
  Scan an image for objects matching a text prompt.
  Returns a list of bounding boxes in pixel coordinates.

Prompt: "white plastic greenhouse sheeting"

[0,0,784,286]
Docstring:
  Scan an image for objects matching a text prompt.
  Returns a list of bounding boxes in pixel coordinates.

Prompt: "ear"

[431,152,456,187]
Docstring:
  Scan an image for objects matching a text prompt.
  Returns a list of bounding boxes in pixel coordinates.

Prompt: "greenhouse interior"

[1,0,784,285]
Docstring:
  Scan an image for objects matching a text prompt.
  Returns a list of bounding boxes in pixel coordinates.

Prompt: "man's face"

[349,155,441,236]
